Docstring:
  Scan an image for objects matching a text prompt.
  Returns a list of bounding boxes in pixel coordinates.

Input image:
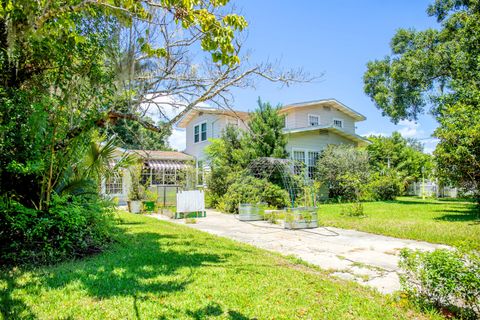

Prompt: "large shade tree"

[0,0,307,210]
[363,0,480,201]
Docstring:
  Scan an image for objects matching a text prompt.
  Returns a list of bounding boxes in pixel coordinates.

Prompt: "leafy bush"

[367,171,404,201]
[205,127,252,208]
[316,145,370,201]
[221,175,289,213]
[0,194,116,265]
[399,248,480,319]
[262,181,292,208]
[341,201,365,217]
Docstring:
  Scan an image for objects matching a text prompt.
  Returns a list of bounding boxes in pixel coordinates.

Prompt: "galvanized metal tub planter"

[128,200,142,214]
[238,203,266,221]
[283,207,318,229]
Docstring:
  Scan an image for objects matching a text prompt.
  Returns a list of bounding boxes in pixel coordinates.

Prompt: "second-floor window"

[333,119,343,128]
[194,122,207,143]
[308,114,320,126]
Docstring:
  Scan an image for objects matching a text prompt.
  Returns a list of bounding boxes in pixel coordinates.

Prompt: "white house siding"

[184,113,249,161]
[215,114,249,138]
[284,112,295,129]
[184,113,220,160]
[285,130,356,155]
[284,105,355,134]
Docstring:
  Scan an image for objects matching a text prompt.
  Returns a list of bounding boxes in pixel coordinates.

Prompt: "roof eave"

[279,99,366,122]
[283,125,371,146]
[175,108,250,128]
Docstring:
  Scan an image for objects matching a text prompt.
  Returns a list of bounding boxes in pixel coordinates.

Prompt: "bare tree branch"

[103,2,318,138]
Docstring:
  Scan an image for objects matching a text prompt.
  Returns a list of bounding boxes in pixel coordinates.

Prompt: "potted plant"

[128,165,145,214]
[284,207,318,229]
[143,189,157,212]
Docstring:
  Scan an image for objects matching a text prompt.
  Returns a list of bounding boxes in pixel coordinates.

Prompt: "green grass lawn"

[0,212,441,320]
[319,197,479,247]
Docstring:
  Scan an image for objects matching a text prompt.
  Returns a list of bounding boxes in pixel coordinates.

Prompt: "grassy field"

[0,212,442,320]
[319,197,479,247]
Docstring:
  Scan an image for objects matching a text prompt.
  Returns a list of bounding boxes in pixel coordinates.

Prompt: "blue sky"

[169,1,441,152]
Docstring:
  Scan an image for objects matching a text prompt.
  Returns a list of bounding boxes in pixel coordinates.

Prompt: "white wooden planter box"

[284,219,318,229]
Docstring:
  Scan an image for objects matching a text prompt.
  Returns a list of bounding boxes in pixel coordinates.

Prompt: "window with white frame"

[105,174,123,194]
[308,114,320,126]
[293,150,306,175]
[333,119,343,128]
[194,122,207,143]
[307,151,320,179]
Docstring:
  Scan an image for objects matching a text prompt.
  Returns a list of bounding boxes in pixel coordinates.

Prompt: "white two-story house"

[176,98,369,181]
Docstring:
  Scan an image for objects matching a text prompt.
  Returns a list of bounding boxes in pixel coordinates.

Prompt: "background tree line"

[363,0,480,204]
[205,99,435,212]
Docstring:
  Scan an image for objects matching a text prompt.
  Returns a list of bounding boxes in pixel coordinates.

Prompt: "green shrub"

[368,172,404,201]
[0,194,116,265]
[262,182,291,208]
[221,175,289,213]
[204,189,219,209]
[399,248,480,319]
[340,201,365,217]
[316,145,370,201]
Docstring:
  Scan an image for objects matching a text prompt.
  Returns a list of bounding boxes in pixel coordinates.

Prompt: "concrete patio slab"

[150,209,447,294]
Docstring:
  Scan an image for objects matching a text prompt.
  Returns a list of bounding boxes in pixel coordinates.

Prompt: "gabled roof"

[129,150,194,161]
[283,125,371,147]
[279,98,366,122]
[175,107,250,128]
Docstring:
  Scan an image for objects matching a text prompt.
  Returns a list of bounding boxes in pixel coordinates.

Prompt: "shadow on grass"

[436,197,476,202]
[0,271,37,320]
[386,199,446,205]
[186,302,255,320]
[45,231,224,299]
[434,207,480,223]
[0,226,228,319]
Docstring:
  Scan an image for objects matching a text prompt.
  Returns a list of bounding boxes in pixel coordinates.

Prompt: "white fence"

[406,181,458,198]
[176,190,205,215]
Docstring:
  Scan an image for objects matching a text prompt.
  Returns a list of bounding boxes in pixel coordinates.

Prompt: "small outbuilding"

[101,148,195,205]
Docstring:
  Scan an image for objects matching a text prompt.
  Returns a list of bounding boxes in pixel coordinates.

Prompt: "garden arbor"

[242,157,318,229]
[248,157,303,207]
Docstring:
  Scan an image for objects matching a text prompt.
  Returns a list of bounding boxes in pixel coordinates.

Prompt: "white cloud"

[397,120,424,138]
[360,120,439,153]
[421,138,439,154]
[168,128,186,151]
[141,94,185,122]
